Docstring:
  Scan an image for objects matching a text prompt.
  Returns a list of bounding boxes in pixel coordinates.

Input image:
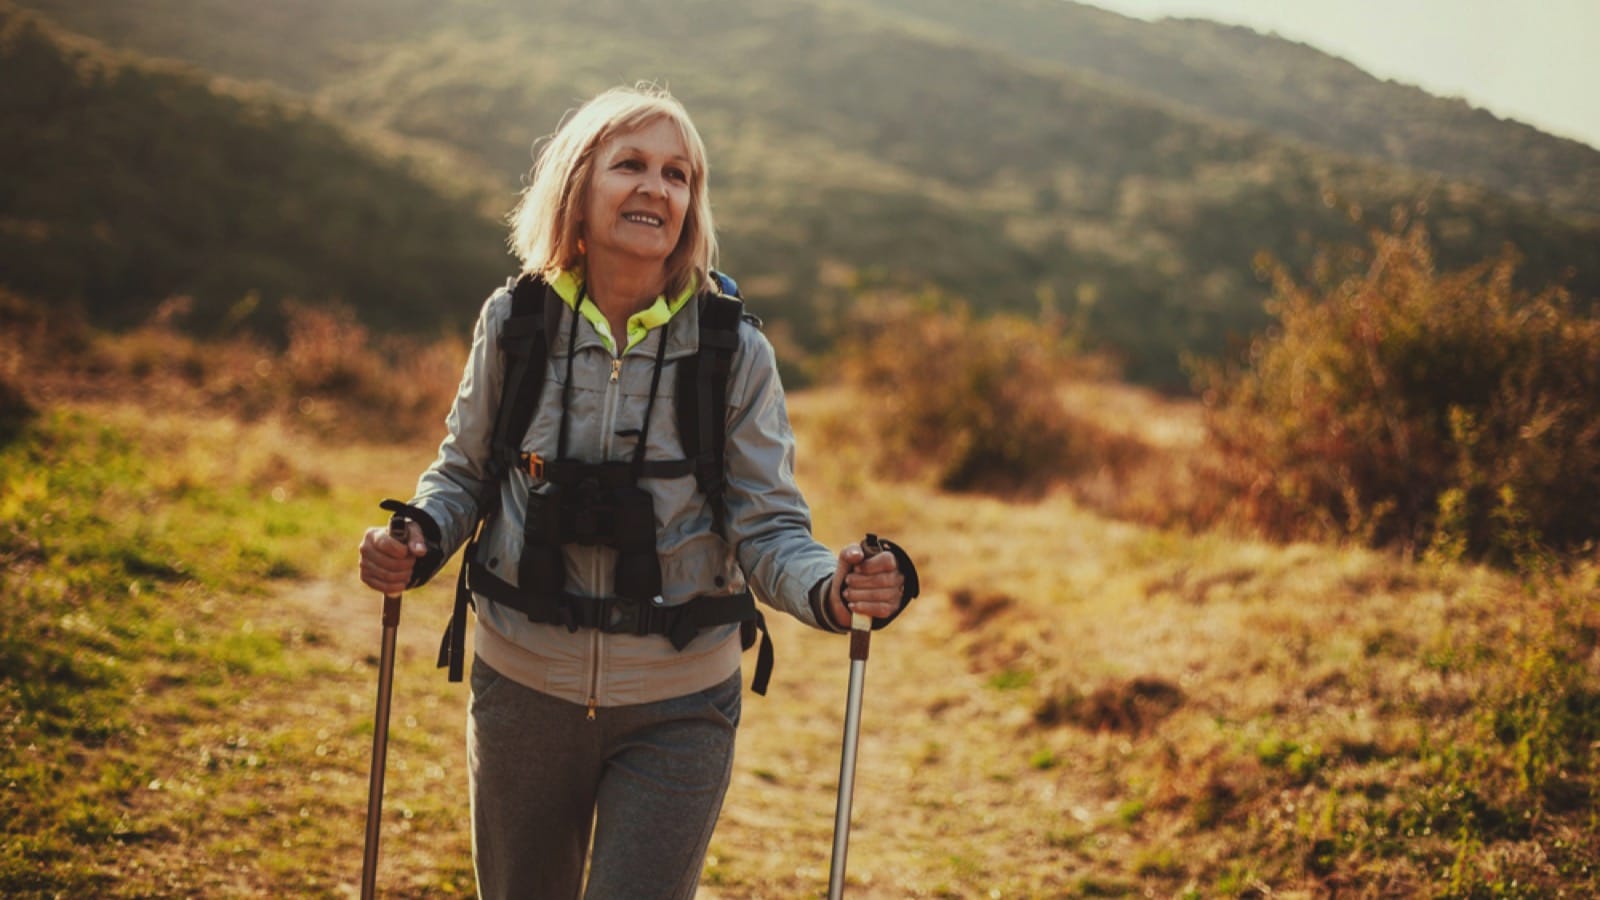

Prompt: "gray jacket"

[408,282,840,707]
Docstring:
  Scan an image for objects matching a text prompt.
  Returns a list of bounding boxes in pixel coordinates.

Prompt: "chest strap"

[462,561,774,695]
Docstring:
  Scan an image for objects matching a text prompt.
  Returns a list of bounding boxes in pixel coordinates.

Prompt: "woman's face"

[581,117,692,273]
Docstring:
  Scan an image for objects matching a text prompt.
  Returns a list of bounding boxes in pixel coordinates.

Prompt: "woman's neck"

[584,255,666,347]
[588,256,662,312]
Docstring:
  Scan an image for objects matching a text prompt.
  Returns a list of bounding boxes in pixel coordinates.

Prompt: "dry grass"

[4,323,1597,897]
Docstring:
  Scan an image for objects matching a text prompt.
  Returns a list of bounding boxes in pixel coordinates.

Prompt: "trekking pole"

[360,510,408,900]
[828,534,885,900]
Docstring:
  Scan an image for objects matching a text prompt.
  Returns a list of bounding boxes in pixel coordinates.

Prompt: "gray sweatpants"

[467,656,741,900]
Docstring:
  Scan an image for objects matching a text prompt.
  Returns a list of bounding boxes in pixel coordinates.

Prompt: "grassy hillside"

[855,0,1600,221]
[4,321,1597,896]
[10,0,1599,387]
[0,5,510,337]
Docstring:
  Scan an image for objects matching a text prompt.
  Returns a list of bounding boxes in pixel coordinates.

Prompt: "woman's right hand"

[358,521,427,596]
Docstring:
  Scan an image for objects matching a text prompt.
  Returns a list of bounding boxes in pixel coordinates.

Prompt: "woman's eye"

[665,167,689,183]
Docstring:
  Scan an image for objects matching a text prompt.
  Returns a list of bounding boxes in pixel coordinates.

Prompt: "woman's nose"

[636,172,666,197]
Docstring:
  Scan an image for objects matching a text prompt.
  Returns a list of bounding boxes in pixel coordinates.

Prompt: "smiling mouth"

[622,212,664,227]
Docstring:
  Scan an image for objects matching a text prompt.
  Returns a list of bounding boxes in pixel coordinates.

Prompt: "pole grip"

[847,533,882,658]
[382,514,407,626]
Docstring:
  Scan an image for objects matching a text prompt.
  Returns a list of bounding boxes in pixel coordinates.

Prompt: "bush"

[832,293,1096,495]
[1,287,464,444]
[0,366,31,442]
[0,288,87,441]
[237,300,465,440]
[1199,224,1600,563]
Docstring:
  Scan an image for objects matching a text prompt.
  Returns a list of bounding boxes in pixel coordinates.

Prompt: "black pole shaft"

[361,515,406,899]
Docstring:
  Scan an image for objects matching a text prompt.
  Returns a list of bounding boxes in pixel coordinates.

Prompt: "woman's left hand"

[827,541,906,627]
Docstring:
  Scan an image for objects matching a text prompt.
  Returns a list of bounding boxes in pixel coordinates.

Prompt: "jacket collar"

[545,269,701,361]
[547,268,698,358]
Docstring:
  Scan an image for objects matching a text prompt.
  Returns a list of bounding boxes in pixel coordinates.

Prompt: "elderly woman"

[357,84,915,899]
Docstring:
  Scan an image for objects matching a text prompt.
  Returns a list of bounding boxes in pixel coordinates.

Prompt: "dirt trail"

[272,567,1074,897]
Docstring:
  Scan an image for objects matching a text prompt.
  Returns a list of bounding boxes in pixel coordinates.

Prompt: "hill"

[853,0,1600,221]
[7,0,1600,385]
[0,4,510,337]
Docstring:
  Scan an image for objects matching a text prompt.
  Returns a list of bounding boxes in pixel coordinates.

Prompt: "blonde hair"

[507,84,717,298]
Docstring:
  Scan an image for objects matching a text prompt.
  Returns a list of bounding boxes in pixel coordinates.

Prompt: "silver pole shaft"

[828,611,874,900]
[828,653,869,899]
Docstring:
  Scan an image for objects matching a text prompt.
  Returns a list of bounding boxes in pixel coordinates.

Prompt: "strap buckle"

[520,451,545,480]
[598,597,651,636]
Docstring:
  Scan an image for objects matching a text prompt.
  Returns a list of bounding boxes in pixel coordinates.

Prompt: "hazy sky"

[1082,0,1600,150]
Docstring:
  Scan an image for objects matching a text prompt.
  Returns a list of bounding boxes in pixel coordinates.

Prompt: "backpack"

[432,271,775,691]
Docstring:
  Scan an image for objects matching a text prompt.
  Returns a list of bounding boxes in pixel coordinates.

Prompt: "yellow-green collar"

[548,269,696,354]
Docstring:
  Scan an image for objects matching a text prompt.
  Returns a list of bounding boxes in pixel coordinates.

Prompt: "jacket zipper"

[586,626,600,722]
[587,348,627,720]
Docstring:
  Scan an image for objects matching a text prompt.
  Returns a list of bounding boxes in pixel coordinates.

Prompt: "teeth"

[623,213,663,226]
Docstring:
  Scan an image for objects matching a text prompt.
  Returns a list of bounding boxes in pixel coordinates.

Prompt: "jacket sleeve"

[721,324,839,629]
[404,287,513,585]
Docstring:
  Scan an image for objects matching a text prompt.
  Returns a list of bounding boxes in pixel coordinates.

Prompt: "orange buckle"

[520,452,545,480]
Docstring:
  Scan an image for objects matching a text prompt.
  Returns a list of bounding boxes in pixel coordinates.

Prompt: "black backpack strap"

[678,289,744,537]
[437,547,475,681]
[489,275,559,479]
[439,274,558,682]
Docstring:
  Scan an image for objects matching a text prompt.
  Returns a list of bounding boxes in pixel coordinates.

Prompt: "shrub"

[2,287,464,444]
[1199,224,1600,563]
[0,330,31,442]
[272,301,465,440]
[0,288,86,441]
[831,293,1090,495]
[0,365,31,441]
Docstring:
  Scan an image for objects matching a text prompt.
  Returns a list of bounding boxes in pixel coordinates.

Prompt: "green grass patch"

[987,667,1034,691]
[0,408,455,896]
